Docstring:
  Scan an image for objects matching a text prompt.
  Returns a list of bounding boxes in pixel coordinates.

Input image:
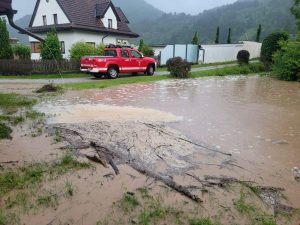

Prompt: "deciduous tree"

[0,18,13,59]
[40,28,62,60]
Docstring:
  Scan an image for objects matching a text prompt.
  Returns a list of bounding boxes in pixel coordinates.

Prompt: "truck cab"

[80,46,156,79]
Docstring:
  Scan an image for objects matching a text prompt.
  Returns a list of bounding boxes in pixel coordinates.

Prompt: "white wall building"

[199,41,262,63]
[27,0,139,59]
[152,41,262,65]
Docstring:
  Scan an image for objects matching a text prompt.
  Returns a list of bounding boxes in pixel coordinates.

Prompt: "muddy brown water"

[35,75,300,208]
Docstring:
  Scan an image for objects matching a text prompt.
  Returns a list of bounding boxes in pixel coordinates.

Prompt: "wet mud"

[1,75,300,224]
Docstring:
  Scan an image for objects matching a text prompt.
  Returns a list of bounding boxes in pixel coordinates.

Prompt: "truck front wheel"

[146,65,155,76]
[107,66,118,79]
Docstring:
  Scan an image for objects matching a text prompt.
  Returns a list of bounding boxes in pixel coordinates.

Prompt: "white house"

[27,0,139,59]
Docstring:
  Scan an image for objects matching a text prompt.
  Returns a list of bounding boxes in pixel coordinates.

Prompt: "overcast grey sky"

[12,0,237,19]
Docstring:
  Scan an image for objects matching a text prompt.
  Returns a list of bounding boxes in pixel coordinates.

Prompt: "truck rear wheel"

[107,66,118,79]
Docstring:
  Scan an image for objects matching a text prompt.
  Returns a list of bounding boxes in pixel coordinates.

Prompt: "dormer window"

[43,15,47,26]
[53,14,58,25]
[108,19,112,29]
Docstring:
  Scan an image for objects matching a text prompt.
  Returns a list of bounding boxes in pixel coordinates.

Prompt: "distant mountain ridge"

[133,0,297,44]
[7,0,297,45]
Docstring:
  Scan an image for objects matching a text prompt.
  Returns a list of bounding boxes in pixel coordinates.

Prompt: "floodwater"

[37,75,300,207]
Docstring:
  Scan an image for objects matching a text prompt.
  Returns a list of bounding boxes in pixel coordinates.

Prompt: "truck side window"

[130,50,142,58]
[104,50,117,57]
[121,50,129,58]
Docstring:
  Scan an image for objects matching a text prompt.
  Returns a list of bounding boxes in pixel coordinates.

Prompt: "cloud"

[11,0,238,19]
[144,0,237,15]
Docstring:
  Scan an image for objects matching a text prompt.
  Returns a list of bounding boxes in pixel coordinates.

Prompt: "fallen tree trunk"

[89,141,202,203]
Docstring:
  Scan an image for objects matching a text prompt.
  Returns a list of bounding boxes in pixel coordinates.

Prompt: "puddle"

[40,75,300,207]
[37,104,180,124]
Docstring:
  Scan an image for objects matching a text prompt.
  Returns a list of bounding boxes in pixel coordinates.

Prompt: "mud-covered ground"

[1,75,300,225]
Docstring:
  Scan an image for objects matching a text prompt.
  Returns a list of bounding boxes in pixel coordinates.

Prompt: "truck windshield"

[104,50,117,57]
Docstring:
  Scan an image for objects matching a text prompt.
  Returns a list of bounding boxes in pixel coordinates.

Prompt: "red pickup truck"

[80,47,156,79]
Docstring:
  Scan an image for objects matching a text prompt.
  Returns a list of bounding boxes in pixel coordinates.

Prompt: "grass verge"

[0,73,87,79]
[62,63,264,90]
[62,74,170,90]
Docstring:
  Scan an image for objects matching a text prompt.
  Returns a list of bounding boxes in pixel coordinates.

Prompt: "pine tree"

[215,27,220,44]
[227,28,232,44]
[291,0,300,31]
[40,28,62,60]
[0,18,13,59]
[191,32,199,45]
[138,38,144,52]
[256,24,262,42]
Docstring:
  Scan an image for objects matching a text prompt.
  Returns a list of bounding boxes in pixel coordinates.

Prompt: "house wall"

[152,46,166,56]
[199,41,262,63]
[32,0,70,26]
[102,7,117,29]
[29,31,129,60]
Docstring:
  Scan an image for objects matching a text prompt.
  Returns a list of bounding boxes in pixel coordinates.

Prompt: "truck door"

[130,50,143,71]
[120,50,131,72]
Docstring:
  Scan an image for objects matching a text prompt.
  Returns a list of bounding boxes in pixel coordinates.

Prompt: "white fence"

[152,41,262,65]
[159,44,199,65]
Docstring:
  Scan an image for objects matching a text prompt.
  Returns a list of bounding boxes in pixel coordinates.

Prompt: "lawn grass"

[62,62,264,90]
[0,73,88,79]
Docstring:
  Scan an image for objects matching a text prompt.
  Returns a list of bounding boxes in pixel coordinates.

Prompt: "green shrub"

[40,28,62,60]
[13,44,31,60]
[166,57,191,78]
[260,31,289,70]
[69,42,94,60]
[69,42,105,60]
[94,44,105,55]
[272,37,300,81]
[141,45,154,57]
[237,50,250,65]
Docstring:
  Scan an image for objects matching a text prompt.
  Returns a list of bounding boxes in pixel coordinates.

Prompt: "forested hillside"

[7,0,297,45]
[132,0,297,44]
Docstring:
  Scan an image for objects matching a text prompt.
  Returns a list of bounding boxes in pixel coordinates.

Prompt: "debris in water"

[292,167,300,182]
[36,84,61,93]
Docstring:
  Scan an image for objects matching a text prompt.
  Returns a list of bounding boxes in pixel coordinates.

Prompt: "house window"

[86,42,95,48]
[53,14,58,25]
[108,19,112,28]
[43,15,47,26]
[60,41,65,54]
[31,42,41,53]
